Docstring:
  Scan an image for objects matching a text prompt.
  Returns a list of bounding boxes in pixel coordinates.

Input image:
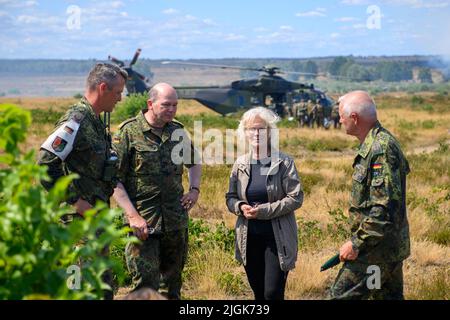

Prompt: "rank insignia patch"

[52,136,67,152]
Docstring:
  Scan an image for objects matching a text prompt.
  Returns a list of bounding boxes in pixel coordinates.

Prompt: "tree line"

[0,56,444,83]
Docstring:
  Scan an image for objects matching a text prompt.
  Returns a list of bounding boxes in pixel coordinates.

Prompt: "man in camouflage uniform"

[307,99,316,128]
[329,90,410,300]
[315,98,324,128]
[38,63,128,299]
[331,101,341,129]
[297,99,309,127]
[113,83,202,300]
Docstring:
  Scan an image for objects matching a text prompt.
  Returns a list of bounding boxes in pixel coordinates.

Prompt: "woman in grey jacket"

[226,107,303,300]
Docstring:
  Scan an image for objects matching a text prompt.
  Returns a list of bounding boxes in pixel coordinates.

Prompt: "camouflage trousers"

[125,228,188,300]
[329,260,404,300]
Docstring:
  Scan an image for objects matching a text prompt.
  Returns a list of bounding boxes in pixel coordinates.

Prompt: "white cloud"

[110,1,124,9]
[254,27,268,32]
[280,25,293,31]
[330,32,341,38]
[163,8,179,15]
[334,17,359,22]
[184,14,197,21]
[296,10,326,17]
[224,33,245,41]
[0,0,37,8]
[16,15,38,24]
[387,0,449,8]
[352,23,367,29]
[340,0,369,5]
[202,18,217,26]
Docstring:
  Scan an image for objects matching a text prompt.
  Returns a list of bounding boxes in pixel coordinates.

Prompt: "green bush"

[421,104,434,112]
[305,137,353,152]
[176,114,239,129]
[326,208,350,241]
[421,120,436,129]
[297,218,324,249]
[216,271,245,295]
[112,93,148,124]
[301,172,325,195]
[0,103,132,299]
[188,219,235,253]
[297,209,350,250]
[411,95,424,105]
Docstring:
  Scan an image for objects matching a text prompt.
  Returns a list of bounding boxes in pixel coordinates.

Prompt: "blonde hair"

[237,107,280,137]
[237,107,280,154]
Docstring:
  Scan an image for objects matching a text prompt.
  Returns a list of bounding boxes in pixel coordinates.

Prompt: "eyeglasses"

[245,127,268,134]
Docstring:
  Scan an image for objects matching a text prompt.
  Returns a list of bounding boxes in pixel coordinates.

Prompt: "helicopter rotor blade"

[283,70,360,81]
[130,48,142,67]
[134,71,147,81]
[283,70,323,76]
[162,61,263,72]
[108,55,125,67]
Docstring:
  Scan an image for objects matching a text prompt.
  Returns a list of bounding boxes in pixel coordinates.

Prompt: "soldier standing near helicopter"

[307,99,316,128]
[332,102,341,129]
[316,98,324,128]
[296,98,308,127]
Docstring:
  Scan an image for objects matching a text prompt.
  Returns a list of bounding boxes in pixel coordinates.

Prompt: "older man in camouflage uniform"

[38,63,128,299]
[329,90,410,300]
[113,83,201,300]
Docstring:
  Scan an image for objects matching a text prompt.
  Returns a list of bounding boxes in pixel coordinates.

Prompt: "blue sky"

[0,0,449,59]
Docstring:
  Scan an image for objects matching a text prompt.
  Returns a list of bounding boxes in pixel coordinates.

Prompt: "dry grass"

[0,97,77,110]
[7,93,449,300]
[285,250,338,299]
[183,245,251,300]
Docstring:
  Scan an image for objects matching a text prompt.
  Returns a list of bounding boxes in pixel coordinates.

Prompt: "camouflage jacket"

[349,121,410,264]
[114,110,198,233]
[38,97,116,206]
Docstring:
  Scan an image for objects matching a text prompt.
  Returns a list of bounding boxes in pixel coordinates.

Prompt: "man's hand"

[181,189,199,211]
[128,212,149,241]
[74,198,92,217]
[339,240,359,262]
[241,204,259,220]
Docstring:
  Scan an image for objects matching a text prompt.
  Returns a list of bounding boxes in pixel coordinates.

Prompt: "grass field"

[2,92,448,300]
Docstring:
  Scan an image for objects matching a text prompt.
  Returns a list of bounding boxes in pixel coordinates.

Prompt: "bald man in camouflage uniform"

[329,90,410,300]
[38,63,127,299]
[113,83,201,300]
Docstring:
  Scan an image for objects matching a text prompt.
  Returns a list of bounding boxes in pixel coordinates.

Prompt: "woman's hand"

[241,204,259,219]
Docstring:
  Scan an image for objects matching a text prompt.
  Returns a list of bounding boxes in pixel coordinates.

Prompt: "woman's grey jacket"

[225,151,303,271]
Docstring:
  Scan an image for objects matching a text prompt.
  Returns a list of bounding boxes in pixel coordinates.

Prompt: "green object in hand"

[320,253,341,272]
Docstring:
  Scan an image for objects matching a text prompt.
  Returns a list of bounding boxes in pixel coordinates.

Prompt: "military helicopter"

[161,61,335,128]
[108,48,151,95]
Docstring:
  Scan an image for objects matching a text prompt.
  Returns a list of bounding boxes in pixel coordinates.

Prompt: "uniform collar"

[136,109,153,133]
[356,121,382,159]
[136,109,173,142]
[81,96,100,120]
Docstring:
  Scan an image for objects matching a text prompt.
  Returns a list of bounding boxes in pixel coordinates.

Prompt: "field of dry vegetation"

[2,92,448,300]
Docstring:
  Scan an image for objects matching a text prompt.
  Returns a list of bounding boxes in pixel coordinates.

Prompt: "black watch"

[189,186,200,193]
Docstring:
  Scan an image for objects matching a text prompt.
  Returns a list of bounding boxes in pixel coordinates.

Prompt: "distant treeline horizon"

[0,55,448,83]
